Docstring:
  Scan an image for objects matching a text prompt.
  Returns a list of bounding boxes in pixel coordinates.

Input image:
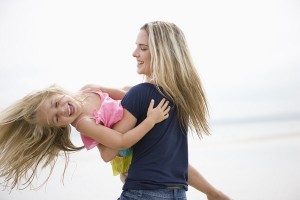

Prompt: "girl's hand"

[147,98,170,123]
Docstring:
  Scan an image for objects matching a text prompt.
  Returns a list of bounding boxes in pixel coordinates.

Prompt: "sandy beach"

[1,120,300,200]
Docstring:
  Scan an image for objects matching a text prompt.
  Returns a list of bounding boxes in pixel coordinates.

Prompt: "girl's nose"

[57,105,67,116]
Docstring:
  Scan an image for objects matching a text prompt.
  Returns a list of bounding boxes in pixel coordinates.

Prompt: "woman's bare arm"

[188,164,232,200]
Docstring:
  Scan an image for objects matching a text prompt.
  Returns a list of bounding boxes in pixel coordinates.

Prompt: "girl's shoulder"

[72,114,94,130]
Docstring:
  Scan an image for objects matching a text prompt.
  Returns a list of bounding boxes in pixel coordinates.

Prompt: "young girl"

[77,85,133,177]
[0,84,170,190]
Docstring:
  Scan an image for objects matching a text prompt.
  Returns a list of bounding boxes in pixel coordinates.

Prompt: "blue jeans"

[118,188,187,200]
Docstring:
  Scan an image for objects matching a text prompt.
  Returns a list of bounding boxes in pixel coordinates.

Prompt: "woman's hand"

[207,190,233,200]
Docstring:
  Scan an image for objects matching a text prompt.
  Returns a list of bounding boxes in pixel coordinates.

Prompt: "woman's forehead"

[136,29,148,44]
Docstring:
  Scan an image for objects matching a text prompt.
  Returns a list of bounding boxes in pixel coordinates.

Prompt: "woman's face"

[36,93,81,127]
[132,29,152,77]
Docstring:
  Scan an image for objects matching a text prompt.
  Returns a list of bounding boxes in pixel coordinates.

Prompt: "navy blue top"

[121,83,188,191]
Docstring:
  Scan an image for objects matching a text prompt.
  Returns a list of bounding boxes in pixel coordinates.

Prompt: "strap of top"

[74,89,104,129]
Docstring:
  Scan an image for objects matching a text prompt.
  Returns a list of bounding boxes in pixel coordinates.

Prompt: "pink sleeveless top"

[78,90,124,150]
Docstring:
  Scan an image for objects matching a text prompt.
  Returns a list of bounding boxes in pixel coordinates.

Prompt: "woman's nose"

[132,49,138,57]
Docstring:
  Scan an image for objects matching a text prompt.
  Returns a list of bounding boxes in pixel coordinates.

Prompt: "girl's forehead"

[34,92,63,126]
[42,93,57,104]
[48,92,61,99]
[36,100,51,125]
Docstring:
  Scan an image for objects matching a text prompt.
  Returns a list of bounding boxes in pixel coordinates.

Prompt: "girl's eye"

[56,115,59,123]
[55,102,58,107]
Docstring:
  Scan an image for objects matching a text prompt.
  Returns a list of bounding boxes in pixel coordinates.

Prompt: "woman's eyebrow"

[138,44,148,47]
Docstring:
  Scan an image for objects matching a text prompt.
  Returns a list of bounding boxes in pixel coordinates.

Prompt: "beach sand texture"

[1,120,300,200]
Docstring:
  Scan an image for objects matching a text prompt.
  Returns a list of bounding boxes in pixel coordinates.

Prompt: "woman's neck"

[145,76,155,83]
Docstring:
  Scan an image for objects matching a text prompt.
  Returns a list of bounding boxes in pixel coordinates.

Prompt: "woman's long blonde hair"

[0,85,84,190]
[142,21,210,137]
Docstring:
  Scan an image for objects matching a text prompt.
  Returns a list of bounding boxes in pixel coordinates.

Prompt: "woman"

[98,21,232,200]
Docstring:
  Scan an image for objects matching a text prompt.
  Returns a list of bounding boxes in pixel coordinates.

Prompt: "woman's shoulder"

[131,82,155,90]
[124,83,158,102]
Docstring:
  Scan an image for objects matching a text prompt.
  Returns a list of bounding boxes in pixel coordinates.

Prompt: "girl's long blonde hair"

[142,21,210,137]
[0,85,84,190]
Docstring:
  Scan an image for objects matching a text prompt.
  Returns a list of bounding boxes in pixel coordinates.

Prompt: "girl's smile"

[37,94,81,127]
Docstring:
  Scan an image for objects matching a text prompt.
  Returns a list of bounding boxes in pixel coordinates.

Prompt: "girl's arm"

[97,105,137,162]
[76,99,170,150]
[97,144,119,162]
[80,84,127,100]
[80,84,133,161]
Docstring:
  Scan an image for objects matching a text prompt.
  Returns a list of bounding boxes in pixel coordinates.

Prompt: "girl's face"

[132,29,152,77]
[36,93,81,127]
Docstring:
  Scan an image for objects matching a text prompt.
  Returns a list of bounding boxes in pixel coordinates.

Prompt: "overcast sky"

[1,0,300,124]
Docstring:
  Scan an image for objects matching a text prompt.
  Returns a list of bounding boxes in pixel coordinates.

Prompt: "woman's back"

[121,83,188,190]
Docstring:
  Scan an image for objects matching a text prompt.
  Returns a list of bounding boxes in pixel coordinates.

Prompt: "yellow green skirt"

[110,150,132,176]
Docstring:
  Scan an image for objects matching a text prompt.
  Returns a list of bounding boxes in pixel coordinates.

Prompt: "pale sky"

[1,0,300,123]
